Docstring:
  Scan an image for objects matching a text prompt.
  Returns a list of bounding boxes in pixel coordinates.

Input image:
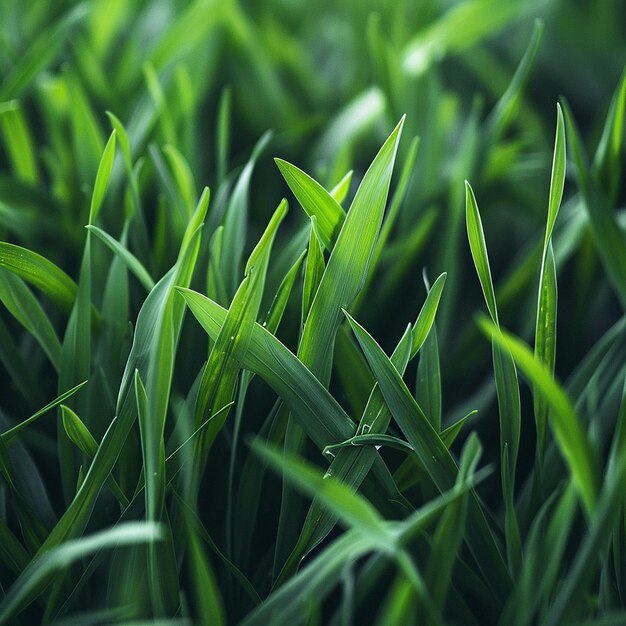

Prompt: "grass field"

[0,1,625,624]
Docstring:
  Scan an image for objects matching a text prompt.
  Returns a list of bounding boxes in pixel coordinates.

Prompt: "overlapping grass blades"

[0,3,625,624]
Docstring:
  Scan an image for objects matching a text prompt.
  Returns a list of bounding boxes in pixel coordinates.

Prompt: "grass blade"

[479,317,598,513]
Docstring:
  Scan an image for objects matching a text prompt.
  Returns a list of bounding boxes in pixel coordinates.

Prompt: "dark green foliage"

[0,1,625,624]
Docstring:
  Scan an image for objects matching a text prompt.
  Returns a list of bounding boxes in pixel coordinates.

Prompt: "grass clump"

[0,1,625,624]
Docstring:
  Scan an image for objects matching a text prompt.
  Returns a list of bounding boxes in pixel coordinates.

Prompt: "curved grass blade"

[61,406,129,509]
[544,105,566,249]
[479,317,598,513]
[465,182,498,324]
[465,181,521,493]
[252,440,390,548]
[543,379,626,625]
[299,116,404,387]
[533,108,565,459]
[86,225,154,292]
[0,523,163,626]
[0,243,77,311]
[323,433,415,459]
[592,66,626,203]
[275,159,346,250]
[178,288,400,517]
[221,131,272,297]
[1,381,87,444]
[483,18,544,143]
[0,268,62,370]
[89,130,116,225]
[330,169,353,205]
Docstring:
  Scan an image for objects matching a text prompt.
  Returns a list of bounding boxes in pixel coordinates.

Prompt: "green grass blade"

[465,181,498,324]
[192,199,287,474]
[479,317,598,513]
[163,144,196,217]
[275,274,445,581]
[177,496,226,626]
[221,131,272,297]
[275,159,346,250]
[562,100,626,308]
[0,101,38,183]
[61,405,129,508]
[534,241,558,457]
[32,189,208,568]
[302,216,326,323]
[483,18,544,142]
[410,272,447,358]
[329,169,353,205]
[86,225,154,291]
[323,433,415,458]
[299,116,404,387]
[253,440,391,547]
[466,182,521,479]
[0,268,62,370]
[0,523,163,625]
[179,289,355,450]
[264,249,306,334]
[216,86,232,186]
[0,243,77,311]
[88,130,116,225]
[180,286,404,529]
[544,104,566,251]
[543,381,626,624]
[241,531,374,626]
[1,381,87,444]
[592,66,626,202]
[393,412,474,493]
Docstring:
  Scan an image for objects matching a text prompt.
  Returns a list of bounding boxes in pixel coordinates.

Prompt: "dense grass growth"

[1,1,625,624]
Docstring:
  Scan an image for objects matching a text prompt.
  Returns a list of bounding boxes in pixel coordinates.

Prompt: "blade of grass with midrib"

[465,180,522,572]
[192,199,287,481]
[276,159,345,251]
[254,441,443,624]
[480,317,598,514]
[534,105,565,460]
[0,243,78,312]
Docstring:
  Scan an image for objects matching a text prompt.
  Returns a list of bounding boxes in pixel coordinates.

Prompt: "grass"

[0,0,625,624]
